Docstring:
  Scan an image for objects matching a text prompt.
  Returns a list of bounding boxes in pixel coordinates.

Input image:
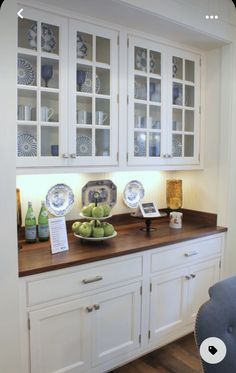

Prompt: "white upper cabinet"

[127,36,201,167]
[68,20,119,166]
[17,7,68,167]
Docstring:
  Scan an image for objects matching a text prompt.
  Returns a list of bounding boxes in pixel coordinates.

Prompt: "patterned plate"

[76,134,92,156]
[46,183,74,216]
[172,137,182,157]
[17,57,35,85]
[81,71,100,94]
[82,179,117,207]
[134,137,146,156]
[123,180,145,208]
[17,133,37,157]
[27,23,56,52]
[77,33,88,58]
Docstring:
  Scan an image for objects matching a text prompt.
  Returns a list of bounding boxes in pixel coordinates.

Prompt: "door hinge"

[198,153,200,162]
[219,260,222,269]
[199,106,201,114]
[127,95,129,105]
[127,38,129,48]
[117,152,119,161]
[150,283,152,292]
[200,58,201,67]
[117,35,119,46]
[148,330,151,339]
[139,334,141,343]
[140,286,142,295]
[117,94,119,104]
[127,152,128,161]
[28,317,30,330]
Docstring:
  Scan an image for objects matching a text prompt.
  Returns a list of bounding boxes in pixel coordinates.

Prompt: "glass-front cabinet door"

[68,20,118,166]
[17,7,68,167]
[169,49,200,164]
[128,36,167,166]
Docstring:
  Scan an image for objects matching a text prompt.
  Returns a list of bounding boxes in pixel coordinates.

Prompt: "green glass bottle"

[38,201,49,242]
[25,201,37,243]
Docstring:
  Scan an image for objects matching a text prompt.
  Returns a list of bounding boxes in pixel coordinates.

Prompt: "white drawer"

[151,236,222,273]
[27,256,142,306]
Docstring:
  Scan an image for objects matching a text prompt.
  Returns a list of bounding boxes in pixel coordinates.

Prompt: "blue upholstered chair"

[195,276,236,373]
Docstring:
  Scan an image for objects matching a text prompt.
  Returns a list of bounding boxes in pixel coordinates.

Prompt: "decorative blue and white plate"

[46,184,74,216]
[82,179,117,207]
[17,133,37,157]
[76,134,92,156]
[134,137,146,157]
[123,180,145,208]
[81,71,100,94]
[27,22,56,52]
[77,33,88,58]
[17,57,35,85]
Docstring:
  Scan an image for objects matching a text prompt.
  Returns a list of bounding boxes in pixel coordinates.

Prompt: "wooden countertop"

[18,211,227,277]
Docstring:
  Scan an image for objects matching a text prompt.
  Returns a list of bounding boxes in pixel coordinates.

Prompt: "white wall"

[0,1,21,372]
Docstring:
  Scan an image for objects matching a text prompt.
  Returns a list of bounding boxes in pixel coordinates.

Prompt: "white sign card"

[49,217,69,254]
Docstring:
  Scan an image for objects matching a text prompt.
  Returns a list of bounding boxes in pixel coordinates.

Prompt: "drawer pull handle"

[185,275,191,280]
[82,275,103,284]
[86,306,93,313]
[184,251,198,257]
[191,274,196,278]
[94,304,100,311]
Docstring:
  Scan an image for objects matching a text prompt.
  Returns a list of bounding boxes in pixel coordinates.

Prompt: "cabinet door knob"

[185,275,191,280]
[94,304,100,311]
[191,274,196,278]
[62,153,69,159]
[168,154,173,158]
[70,153,77,159]
[86,306,93,313]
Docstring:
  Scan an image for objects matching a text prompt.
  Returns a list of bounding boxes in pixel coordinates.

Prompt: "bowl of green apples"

[80,202,112,220]
[72,220,117,241]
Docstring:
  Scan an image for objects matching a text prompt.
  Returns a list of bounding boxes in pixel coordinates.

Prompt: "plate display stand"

[131,211,167,232]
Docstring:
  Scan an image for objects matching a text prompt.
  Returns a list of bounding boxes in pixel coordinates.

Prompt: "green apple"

[103,222,115,237]
[101,204,111,217]
[82,205,92,217]
[79,222,92,237]
[88,203,95,208]
[72,221,82,234]
[92,226,104,238]
[92,206,104,218]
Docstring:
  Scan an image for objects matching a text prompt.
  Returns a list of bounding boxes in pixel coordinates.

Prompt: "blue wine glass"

[41,64,53,88]
[77,70,86,91]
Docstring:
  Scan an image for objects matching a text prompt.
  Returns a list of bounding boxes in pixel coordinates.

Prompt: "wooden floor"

[112,333,203,373]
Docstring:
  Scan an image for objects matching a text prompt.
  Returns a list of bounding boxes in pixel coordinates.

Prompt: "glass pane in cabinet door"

[41,58,59,89]
[41,92,58,122]
[77,32,92,60]
[17,125,37,157]
[96,68,109,95]
[18,89,37,121]
[150,78,161,102]
[184,135,194,157]
[172,134,182,157]
[95,129,110,156]
[172,109,182,131]
[18,54,37,86]
[41,23,59,55]
[76,64,93,93]
[173,83,183,106]
[135,76,147,100]
[149,106,161,129]
[173,57,183,79]
[77,97,92,125]
[41,126,59,156]
[149,133,161,157]
[185,85,194,107]
[76,128,92,157]
[150,51,161,75]
[185,110,194,132]
[134,132,146,157]
[96,36,110,65]
[96,98,110,126]
[185,60,195,82]
[134,104,146,129]
[18,18,38,50]
[134,47,147,72]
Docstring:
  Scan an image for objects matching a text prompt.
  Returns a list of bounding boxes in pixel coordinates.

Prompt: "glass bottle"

[25,201,37,243]
[38,201,49,241]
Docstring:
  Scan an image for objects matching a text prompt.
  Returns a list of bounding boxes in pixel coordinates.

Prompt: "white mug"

[77,110,92,124]
[169,212,183,229]
[96,111,108,125]
[41,106,54,122]
[18,105,31,121]
[135,115,145,128]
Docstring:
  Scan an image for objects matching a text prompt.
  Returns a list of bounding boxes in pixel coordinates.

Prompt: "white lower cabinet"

[20,234,224,373]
